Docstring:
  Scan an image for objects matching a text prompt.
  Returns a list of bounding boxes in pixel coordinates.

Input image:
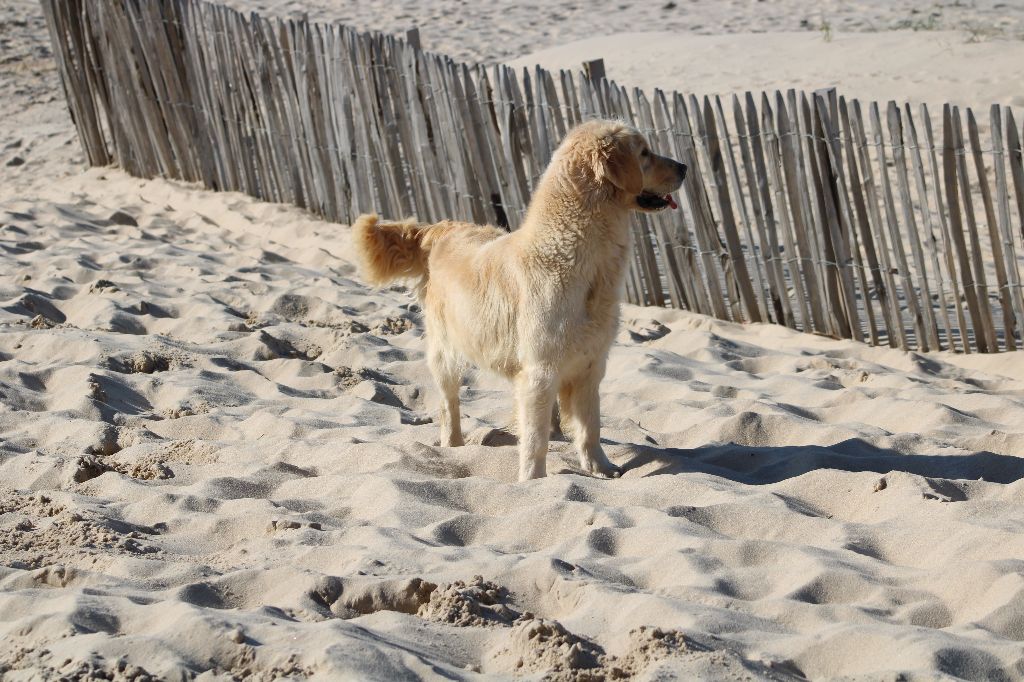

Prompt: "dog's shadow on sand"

[614,437,1024,486]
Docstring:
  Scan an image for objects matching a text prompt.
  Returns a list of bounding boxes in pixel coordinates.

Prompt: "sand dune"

[4,0,1024,678]
[509,30,1024,112]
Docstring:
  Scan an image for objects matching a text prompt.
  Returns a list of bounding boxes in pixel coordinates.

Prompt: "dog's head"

[567,120,687,212]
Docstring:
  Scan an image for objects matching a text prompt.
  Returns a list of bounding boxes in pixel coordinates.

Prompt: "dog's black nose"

[676,161,688,180]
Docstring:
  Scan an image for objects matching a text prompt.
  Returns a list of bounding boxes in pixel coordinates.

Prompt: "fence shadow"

[618,437,1024,486]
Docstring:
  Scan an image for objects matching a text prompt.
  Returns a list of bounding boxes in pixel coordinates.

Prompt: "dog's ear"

[601,138,643,196]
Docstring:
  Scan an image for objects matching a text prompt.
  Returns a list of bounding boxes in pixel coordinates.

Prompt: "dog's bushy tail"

[353,214,449,287]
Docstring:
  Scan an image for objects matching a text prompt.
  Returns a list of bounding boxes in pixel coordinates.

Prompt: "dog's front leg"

[515,366,557,481]
[566,369,621,478]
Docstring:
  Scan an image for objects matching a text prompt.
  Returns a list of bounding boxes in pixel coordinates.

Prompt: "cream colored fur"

[354,119,686,481]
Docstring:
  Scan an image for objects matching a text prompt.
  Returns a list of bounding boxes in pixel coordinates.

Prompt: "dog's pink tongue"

[666,194,678,210]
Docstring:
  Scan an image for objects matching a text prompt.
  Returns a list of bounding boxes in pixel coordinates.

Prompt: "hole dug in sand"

[293,574,520,626]
[68,437,217,485]
[123,350,172,374]
[69,451,173,485]
[331,576,437,618]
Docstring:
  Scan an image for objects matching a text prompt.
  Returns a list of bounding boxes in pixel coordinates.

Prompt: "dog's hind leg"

[561,368,621,479]
[550,401,564,439]
[428,344,464,447]
[515,366,557,481]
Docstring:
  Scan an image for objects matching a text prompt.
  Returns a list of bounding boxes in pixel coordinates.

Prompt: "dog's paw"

[599,464,623,479]
[518,461,547,481]
[581,458,622,479]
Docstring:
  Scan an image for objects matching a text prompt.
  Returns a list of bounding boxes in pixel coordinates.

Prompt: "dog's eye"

[640,149,649,157]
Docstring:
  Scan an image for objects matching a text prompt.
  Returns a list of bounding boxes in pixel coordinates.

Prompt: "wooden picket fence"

[41,0,1024,353]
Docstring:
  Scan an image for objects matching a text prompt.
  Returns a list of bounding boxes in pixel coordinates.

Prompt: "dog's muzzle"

[637,192,678,210]
[637,160,687,211]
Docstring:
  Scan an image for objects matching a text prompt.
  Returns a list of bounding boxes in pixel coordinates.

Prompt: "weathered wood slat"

[871,102,927,350]
[232,8,272,198]
[836,96,881,346]
[942,104,987,352]
[376,36,421,219]
[674,93,730,320]
[633,89,678,307]
[886,102,940,351]
[531,67,554,171]
[350,32,389,215]
[1007,110,1024,247]
[474,68,516,227]
[794,91,834,334]
[775,92,827,333]
[518,68,546,188]
[715,95,770,322]
[368,35,410,217]
[812,89,862,341]
[690,95,745,321]
[494,66,532,226]
[404,44,446,220]
[203,3,244,190]
[136,0,199,181]
[317,25,353,217]
[756,97,799,328]
[705,96,762,322]
[459,65,503,226]
[734,94,789,326]
[268,16,317,207]
[967,108,1015,350]
[367,36,411,219]
[661,91,712,313]
[557,71,578,129]
[225,9,272,199]
[805,91,847,339]
[430,57,471,221]
[920,104,970,351]
[216,6,256,194]
[419,53,456,219]
[652,89,702,312]
[88,3,133,171]
[179,2,221,189]
[759,93,811,331]
[848,101,906,348]
[575,69,596,120]
[951,106,998,351]
[98,1,162,177]
[242,13,291,204]
[41,0,109,165]
[903,104,955,351]
[992,105,1024,349]
[444,61,488,223]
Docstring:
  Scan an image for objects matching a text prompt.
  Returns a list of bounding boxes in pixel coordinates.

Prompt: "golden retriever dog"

[353,119,686,481]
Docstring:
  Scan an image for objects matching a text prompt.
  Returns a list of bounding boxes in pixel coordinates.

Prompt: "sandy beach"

[3,0,1024,679]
